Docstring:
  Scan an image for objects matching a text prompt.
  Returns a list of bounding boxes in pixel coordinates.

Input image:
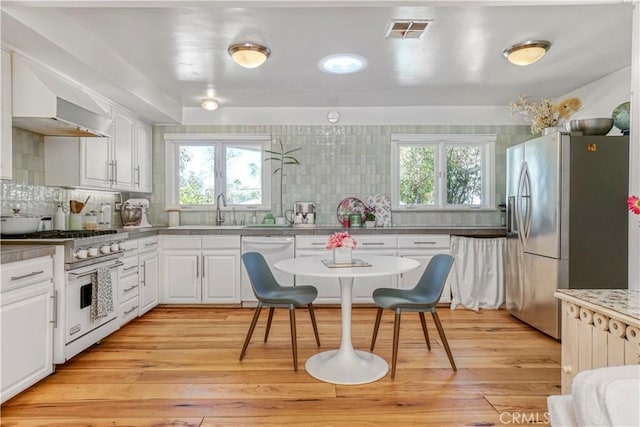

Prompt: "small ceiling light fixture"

[228,42,271,68]
[503,40,552,66]
[319,54,368,74]
[201,98,219,111]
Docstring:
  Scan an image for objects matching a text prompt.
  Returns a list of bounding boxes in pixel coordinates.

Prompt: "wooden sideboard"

[555,289,640,394]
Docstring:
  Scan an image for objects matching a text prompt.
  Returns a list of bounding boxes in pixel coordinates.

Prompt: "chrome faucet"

[216,192,227,225]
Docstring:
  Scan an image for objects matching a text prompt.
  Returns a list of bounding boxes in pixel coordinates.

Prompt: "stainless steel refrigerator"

[505,132,629,339]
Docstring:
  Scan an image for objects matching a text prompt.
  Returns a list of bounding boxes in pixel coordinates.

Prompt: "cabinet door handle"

[124,305,139,315]
[11,270,44,281]
[141,264,146,286]
[196,257,199,278]
[202,255,206,278]
[51,290,58,328]
[124,284,139,292]
[135,166,141,186]
[113,160,118,184]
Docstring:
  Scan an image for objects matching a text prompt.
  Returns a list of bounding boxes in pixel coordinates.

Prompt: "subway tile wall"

[151,124,532,227]
[3,125,531,227]
[1,128,121,226]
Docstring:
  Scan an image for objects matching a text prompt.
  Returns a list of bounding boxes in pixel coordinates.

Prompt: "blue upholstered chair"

[240,252,320,371]
[370,253,456,378]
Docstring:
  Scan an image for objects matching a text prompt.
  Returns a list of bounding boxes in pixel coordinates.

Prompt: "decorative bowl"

[564,118,614,135]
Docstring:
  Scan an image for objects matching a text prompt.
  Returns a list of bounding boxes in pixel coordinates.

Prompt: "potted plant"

[264,138,301,219]
[364,206,376,228]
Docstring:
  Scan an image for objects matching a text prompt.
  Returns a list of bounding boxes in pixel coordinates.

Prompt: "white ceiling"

[0,1,634,124]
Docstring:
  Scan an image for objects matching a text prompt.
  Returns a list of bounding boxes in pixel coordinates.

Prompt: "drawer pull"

[11,270,45,281]
[310,242,325,246]
[413,241,437,245]
[123,265,138,271]
[124,305,139,315]
[124,284,139,292]
[144,242,158,247]
[362,242,384,246]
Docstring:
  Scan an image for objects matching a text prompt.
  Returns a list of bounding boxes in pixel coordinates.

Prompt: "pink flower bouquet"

[326,231,357,249]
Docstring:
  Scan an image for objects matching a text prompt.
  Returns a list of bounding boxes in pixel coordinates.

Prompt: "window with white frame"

[164,134,271,210]
[391,134,495,210]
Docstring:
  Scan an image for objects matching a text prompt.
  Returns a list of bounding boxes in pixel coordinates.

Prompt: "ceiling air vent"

[385,19,433,39]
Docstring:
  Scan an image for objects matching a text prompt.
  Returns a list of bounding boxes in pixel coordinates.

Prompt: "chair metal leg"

[391,310,402,379]
[289,307,298,371]
[239,304,263,361]
[307,304,320,347]
[419,312,431,350]
[431,310,456,372]
[264,307,275,343]
[370,307,383,351]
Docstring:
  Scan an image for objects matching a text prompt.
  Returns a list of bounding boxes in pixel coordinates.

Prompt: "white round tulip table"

[274,255,420,385]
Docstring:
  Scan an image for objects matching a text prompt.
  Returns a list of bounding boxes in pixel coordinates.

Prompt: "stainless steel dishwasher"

[240,236,295,304]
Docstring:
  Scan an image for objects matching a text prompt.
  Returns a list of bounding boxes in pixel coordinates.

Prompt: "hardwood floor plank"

[1,306,560,426]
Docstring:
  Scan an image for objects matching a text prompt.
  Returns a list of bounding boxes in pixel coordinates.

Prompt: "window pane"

[399,145,436,205]
[226,146,262,204]
[179,145,216,205]
[446,145,482,205]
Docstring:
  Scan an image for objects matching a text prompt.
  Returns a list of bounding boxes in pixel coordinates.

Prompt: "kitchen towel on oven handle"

[90,267,114,322]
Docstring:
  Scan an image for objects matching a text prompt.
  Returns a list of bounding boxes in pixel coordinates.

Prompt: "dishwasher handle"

[242,237,294,246]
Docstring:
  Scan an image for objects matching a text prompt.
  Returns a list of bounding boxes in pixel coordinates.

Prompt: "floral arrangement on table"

[628,195,640,227]
[510,94,582,135]
[326,231,357,249]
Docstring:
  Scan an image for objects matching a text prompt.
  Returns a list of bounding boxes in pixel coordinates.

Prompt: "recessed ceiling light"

[201,98,219,111]
[319,54,367,74]
[503,40,551,66]
[228,42,271,68]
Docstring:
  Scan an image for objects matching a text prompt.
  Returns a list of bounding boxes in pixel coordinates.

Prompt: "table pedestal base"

[305,349,388,385]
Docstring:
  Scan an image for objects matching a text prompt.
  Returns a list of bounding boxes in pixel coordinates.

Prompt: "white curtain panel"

[449,236,506,311]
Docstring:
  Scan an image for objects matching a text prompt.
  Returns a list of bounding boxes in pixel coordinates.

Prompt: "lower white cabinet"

[397,234,452,303]
[1,256,54,403]
[139,238,159,314]
[295,234,397,304]
[161,236,240,304]
[118,240,140,326]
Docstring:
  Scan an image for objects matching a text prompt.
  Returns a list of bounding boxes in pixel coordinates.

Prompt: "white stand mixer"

[121,198,152,228]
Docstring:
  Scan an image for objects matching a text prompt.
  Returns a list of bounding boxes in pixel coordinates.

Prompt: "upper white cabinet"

[134,120,153,193]
[45,106,149,192]
[1,48,12,180]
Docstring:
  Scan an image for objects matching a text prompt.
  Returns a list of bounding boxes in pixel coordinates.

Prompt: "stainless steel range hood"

[12,55,112,138]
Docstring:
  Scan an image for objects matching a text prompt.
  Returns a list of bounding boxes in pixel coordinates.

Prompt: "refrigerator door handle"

[522,166,533,243]
[516,162,528,245]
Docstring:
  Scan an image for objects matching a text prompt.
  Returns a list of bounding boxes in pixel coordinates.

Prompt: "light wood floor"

[1,306,561,426]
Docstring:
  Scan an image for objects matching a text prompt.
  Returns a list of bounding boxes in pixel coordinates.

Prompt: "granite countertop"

[0,244,56,264]
[555,289,640,324]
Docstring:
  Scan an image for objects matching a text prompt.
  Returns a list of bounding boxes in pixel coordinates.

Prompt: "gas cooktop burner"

[1,229,120,239]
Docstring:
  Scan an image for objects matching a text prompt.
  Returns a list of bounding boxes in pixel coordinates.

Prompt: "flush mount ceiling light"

[503,40,552,66]
[319,54,368,74]
[228,42,271,68]
[201,98,219,111]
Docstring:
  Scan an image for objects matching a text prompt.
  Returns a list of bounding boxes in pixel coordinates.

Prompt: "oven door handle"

[68,261,124,279]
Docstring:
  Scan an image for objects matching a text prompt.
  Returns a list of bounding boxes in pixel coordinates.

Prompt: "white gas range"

[2,230,129,363]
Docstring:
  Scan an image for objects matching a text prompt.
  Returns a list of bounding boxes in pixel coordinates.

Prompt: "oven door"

[65,259,121,345]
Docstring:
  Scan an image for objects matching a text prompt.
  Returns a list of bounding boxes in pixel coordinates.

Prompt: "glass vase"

[333,247,352,264]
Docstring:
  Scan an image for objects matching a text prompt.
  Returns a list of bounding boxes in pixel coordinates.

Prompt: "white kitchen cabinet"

[161,236,240,304]
[397,234,452,303]
[295,234,397,304]
[44,105,136,191]
[138,237,159,314]
[117,239,140,326]
[1,256,54,403]
[134,120,153,193]
[1,48,12,180]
